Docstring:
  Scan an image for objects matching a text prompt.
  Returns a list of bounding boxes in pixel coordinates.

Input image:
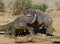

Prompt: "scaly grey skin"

[35,10,55,33]
[34,9,55,34]
[25,9,55,35]
[11,16,34,37]
[0,16,35,37]
[0,20,19,37]
[0,22,13,36]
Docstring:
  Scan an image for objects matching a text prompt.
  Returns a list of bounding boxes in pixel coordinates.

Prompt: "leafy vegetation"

[32,3,48,12]
[12,0,48,15]
[13,0,32,15]
[0,0,5,12]
[55,1,60,10]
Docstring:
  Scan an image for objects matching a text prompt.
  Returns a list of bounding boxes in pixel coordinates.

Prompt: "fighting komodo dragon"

[25,9,55,35]
[0,15,36,37]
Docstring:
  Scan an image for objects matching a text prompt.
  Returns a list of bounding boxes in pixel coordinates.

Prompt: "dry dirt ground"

[0,35,15,44]
[0,34,54,44]
[0,10,60,44]
[48,10,60,36]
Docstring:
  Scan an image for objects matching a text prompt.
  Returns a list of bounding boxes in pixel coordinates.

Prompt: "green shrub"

[0,0,5,12]
[33,3,48,12]
[55,1,60,10]
[13,0,48,15]
[13,0,32,15]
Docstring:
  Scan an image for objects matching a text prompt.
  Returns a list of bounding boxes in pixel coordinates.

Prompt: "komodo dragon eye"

[24,13,32,17]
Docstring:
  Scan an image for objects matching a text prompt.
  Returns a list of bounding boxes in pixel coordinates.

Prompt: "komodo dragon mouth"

[27,22,44,29]
[27,13,44,28]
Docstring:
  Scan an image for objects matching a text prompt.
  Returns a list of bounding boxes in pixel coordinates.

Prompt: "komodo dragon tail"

[0,24,8,31]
